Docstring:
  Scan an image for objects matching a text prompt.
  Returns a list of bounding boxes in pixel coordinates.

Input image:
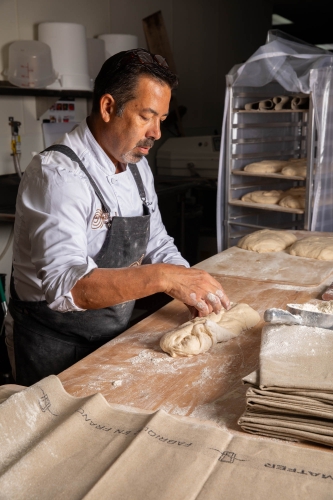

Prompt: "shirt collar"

[81,118,117,174]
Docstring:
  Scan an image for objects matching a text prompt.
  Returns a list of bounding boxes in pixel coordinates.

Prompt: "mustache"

[136,138,155,148]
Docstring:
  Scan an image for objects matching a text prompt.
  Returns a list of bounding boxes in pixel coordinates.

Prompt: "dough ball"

[243,160,287,174]
[288,236,333,261]
[281,165,307,178]
[241,190,283,205]
[284,186,306,196]
[279,195,305,209]
[160,303,260,358]
[237,229,297,253]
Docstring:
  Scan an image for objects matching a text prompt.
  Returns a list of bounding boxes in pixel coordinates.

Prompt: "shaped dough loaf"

[281,164,307,178]
[160,303,260,358]
[243,160,287,174]
[241,190,283,205]
[288,236,333,261]
[237,229,297,253]
[279,195,305,209]
[278,186,306,209]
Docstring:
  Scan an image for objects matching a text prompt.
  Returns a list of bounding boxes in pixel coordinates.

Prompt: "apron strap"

[128,163,148,206]
[43,144,111,214]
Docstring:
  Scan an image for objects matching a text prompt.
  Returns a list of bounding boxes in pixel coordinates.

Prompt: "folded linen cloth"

[259,324,333,391]
[239,323,333,446]
[244,387,333,420]
[239,412,333,446]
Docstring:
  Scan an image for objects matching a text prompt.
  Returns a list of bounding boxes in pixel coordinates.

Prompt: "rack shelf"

[229,200,304,215]
[234,109,309,113]
[0,80,93,119]
[232,170,305,181]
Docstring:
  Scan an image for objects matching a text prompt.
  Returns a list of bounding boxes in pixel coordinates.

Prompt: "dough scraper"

[264,303,333,330]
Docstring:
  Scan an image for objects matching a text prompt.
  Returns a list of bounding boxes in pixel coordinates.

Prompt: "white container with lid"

[87,38,105,81]
[38,22,91,90]
[98,34,138,59]
[7,40,56,88]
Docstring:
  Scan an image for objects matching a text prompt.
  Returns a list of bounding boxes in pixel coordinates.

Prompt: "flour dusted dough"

[288,236,333,261]
[278,195,305,209]
[160,303,260,357]
[243,160,287,174]
[281,164,307,178]
[279,187,306,209]
[237,229,297,253]
[241,190,283,205]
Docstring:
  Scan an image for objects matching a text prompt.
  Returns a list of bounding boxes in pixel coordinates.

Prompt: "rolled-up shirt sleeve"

[20,160,97,311]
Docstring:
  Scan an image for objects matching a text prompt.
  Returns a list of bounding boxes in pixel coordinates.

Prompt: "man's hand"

[159,264,230,316]
[72,263,230,315]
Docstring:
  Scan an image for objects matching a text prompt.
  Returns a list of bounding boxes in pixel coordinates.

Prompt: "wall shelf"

[0,81,92,119]
[0,80,92,98]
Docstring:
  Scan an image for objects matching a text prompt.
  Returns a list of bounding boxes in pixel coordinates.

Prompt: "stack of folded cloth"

[238,322,333,446]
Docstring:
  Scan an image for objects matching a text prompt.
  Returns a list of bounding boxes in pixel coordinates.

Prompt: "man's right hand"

[159,264,230,316]
[72,263,230,315]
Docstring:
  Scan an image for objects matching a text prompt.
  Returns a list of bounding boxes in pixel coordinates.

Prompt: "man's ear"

[100,94,116,123]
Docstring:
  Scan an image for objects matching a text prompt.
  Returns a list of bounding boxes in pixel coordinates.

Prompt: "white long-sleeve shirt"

[12,119,189,312]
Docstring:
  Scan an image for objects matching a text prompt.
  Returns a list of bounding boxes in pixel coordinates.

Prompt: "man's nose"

[147,119,161,140]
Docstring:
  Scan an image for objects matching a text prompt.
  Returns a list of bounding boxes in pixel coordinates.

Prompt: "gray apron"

[9,145,150,386]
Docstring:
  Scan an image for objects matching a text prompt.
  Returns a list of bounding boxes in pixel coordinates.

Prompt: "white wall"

[109,0,272,133]
[0,0,111,290]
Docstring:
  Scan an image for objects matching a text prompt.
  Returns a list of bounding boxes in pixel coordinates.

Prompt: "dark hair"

[92,49,178,116]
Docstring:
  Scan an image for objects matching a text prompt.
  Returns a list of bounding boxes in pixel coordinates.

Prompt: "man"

[6,48,230,386]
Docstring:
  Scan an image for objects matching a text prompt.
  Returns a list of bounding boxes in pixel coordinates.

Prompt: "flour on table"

[237,229,297,253]
[288,236,333,261]
[160,303,260,358]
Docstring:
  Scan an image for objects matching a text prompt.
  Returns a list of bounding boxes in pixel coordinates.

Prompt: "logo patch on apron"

[91,209,109,229]
[129,254,144,267]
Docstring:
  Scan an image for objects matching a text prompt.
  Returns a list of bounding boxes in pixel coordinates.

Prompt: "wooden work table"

[58,231,333,436]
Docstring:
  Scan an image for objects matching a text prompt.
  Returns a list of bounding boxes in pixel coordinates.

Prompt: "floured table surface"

[194,246,333,287]
[59,231,333,444]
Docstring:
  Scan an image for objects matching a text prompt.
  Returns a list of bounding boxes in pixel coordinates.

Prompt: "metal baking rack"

[224,81,316,248]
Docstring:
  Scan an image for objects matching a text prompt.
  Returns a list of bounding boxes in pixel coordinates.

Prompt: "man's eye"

[140,115,149,121]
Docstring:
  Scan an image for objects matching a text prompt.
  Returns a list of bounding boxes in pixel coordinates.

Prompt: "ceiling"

[272,0,333,46]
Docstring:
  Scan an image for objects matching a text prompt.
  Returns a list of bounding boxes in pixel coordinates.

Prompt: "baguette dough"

[288,236,333,261]
[243,160,287,174]
[237,229,297,253]
[241,190,283,205]
[160,303,260,358]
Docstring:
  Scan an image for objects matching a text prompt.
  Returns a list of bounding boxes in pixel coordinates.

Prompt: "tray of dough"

[232,170,305,181]
[229,200,304,214]
[194,246,333,287]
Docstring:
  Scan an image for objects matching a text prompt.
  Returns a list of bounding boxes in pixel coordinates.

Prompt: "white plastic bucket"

[98,34,138,60]
[38,22,91,90]
[7,40,56,88]
[87,38,105,82]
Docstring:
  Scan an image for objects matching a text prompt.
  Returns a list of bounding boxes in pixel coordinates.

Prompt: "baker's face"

[99,75,171,166]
